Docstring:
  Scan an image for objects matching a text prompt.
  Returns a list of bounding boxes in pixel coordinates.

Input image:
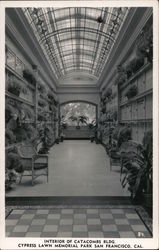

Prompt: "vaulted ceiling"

[23,7,129,86]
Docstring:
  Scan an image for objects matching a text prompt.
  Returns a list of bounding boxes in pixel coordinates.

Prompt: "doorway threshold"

[6,196,132,206]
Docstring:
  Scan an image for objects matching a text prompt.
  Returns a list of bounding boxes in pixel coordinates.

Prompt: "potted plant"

[101,95,106,103]
[20,104,35,123]
[138,41,153,64]
[5,102,19,123]
[105,88,112,101]
[13,123,35,143]
[38,82,47,94]
[5,128,16,146]
[89,135,95,142]
[38,123,54,153]
[5,100,36,145]
[125,61,134,78]
[5,168,18,191]
[7,78,21,96]
[106,125,131,158]
[117,126,132,148]
[78,115,88,127]
[88,120,96,142]
[137,25,153,64]
[112,110,118,122]
[69,115,88,129]
[101,106,106,114]
[54,99,58,107]
[49,104,54,112]
[88,120,96,130]
[125,85,138,99]
[38,113,45,121]
[120,131,152,205]
[142,130,153,207]
[59,129,65,142]
[48,92,58,106]
[60,134,64,142]
[23,69,36,85]
[61,122,67,129]
[55,138,60,144]
[5,150,23,191]
[39,92,48,101]
[38,98,47,108]
[114,65,127,85]
[48,93,55,102]
[69,115,78,127]
[125,45,145,78]
[60,116,68,130]
[108,125,121,159]
[7,78,28,96]
[94,126,101,144]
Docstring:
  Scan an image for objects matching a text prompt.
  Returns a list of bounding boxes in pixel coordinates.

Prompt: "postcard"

[0,1,158,249]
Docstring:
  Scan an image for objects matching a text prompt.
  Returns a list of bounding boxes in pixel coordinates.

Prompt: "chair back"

[17,144,37,158]
[119,140,141,159]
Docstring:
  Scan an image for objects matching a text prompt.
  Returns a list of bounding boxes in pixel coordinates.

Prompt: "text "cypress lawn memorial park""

[18,239,136,249]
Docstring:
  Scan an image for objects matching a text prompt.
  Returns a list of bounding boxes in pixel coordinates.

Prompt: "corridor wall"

[5,8,59,148]
[57,87,100,106]
[98,8,153,145]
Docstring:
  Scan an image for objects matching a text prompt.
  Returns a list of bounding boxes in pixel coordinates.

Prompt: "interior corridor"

[3,6,154,243]
[6,140,129,197]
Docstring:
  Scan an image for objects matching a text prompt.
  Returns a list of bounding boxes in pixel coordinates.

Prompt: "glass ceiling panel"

[23,7,129,82]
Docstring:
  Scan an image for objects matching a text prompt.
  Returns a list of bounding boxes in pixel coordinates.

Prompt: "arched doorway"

[59,101,97,139]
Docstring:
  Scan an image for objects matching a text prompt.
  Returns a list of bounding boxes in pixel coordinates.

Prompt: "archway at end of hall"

[59,101,98,139]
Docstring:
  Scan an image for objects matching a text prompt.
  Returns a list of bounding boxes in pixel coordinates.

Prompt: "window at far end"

[60,102,96,126]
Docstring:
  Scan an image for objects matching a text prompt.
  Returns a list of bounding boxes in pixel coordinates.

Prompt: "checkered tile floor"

[6,208,151,238]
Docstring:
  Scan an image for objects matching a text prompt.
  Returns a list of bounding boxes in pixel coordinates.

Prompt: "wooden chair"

[109,140,140,171]
[16,144,49,185]
[120,140,140,155]
[109,149,121,171]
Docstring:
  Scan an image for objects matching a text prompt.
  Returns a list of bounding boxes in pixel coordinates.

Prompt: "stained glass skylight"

[23,7,129,84]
